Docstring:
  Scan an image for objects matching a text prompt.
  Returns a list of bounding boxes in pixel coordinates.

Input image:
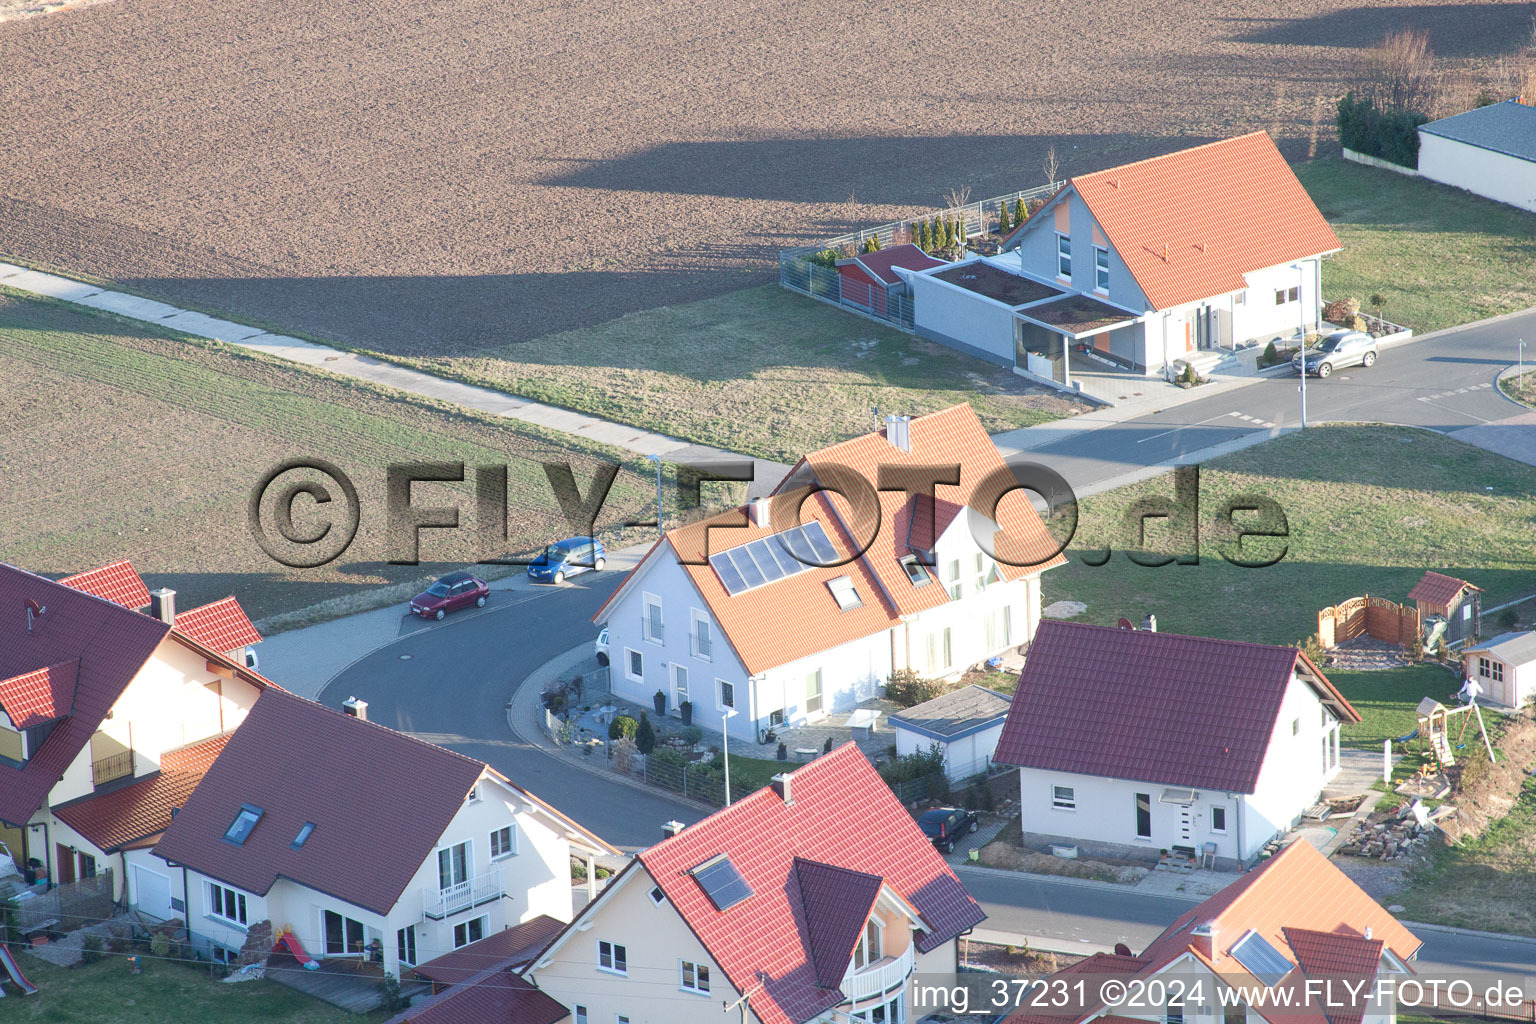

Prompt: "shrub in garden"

[636,713,656,755]
[1336,92,1426,168]
[1261,340,1278,368]
[886,668,946,707]
[1014,198,1027,225]
[150,932,172,960]
[997,202,1012,235]
[1180,362,1198,385]
[81,933,105,965]
[681,725,704,747]
[613,736,638,773]
[919,222,933,251]
[1350,314,1369,332]
[608,714,638,741]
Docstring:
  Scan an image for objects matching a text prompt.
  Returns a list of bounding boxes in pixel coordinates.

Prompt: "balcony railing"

[691,631,711,659]
[841,942,915,1005]
[92,750,134,787]
[642,616,664,644]
[423,869,503,920]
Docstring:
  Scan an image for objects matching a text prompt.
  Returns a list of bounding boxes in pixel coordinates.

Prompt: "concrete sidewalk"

[0,262,787,493]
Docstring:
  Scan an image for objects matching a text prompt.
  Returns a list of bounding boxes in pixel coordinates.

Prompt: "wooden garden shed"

[1407,571,1481,646]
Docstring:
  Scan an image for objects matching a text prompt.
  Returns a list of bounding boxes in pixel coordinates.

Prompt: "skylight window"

[708,522,838,597]
[898,555,930,587]
[292,822,316,849]
[827,576,862,611]
[691,855,754,911]
[224,804,264,845]
[1229,930,1295,986]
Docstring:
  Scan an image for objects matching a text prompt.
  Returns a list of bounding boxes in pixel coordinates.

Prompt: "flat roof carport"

[1015,294,1142,339]
[930,262,1065,306]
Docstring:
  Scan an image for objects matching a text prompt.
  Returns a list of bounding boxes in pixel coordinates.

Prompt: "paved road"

[1030,310,1532,495]
[314,573,704,852]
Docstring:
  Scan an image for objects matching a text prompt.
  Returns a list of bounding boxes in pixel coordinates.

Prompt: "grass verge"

[1295,157,1536,333]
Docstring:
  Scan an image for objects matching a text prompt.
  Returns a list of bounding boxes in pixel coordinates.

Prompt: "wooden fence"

[1318,595,1419,649]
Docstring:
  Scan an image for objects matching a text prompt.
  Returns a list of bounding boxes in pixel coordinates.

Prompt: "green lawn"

[1328,664,1460,750]
[1294,157,1536,333]
[5,955,379,1023]
[1041,425,1536,647]
[394,285,1082,463]
[1503,368,1536,409]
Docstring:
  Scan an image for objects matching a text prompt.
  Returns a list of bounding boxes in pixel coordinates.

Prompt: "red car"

[409,572,490,620]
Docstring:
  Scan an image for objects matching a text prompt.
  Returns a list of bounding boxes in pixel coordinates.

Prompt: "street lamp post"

[1292,263,1308,429]
[721,708,738,806]
[1520,339,1527,403]
[644,454,663,538]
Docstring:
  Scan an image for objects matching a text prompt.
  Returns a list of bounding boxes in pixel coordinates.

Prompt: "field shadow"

[1231,2,1536,56]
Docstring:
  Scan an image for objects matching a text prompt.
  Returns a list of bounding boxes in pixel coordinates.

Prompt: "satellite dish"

[1114,942,1133,957]
[1118,617,1135,630]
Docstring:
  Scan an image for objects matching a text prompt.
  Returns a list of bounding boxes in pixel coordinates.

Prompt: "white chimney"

[885,414,911,453]
[342,696,368,721]
[1142,613,1157,632]
[749,497,771,529]
[771,772,794,805]
[662,820,685,839]
[149,588,176,625]
[1364,926,1373,941]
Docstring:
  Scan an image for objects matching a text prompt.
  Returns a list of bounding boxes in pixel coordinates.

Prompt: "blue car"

[527,536,606,584]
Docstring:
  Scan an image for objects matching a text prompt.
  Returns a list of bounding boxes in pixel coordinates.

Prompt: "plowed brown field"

[1,0,1531,357]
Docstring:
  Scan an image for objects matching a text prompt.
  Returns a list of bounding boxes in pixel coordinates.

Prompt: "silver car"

[1292,329,1378,378]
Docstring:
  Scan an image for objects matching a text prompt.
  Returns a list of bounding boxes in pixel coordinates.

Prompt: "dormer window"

[224,804,263,845]
[898,556,930,587]
[852,917,883,969]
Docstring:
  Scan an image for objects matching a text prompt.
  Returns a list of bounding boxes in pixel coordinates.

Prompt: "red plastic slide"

[274,929,321,970]
[0,944,38,995]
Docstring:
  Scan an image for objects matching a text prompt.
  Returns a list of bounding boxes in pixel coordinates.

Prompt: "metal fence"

[778,182,1064,331]
[12,870,114,934]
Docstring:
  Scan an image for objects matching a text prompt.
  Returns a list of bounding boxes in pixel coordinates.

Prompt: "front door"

[1177,805,1194,845]
[1195,307,1212,350]
[56,844,75,884]
[670,664,689,716]
[324,909,365,956]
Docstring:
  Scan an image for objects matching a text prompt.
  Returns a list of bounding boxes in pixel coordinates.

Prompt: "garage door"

[134,866,174,920]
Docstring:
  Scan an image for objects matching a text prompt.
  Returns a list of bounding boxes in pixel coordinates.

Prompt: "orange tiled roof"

[53,733,230,852]
[0,659,78,729]
[58,560,152,610]
[1407,570,1479,607]
[174,596,262,654]
[1066,132,1340,311]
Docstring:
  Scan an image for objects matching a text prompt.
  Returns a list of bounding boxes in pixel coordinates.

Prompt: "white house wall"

[909,265,1017,364]
[894,722,1005,781]
[1242,674,1343,856]
[755,629,894,733]
[1418,134,1536,213]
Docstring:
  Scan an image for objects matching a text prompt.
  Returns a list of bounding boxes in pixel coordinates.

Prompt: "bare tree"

[1369,28,1436,113]
[1041,144,1060,187]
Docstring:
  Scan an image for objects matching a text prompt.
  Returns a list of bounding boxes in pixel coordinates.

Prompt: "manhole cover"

[399,654,413,661]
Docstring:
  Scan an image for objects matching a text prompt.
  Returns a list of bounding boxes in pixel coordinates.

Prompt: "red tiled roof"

[1023,133,1340,311]
[53,733,230,852]
[0,564,171,827]
[636,744,985,1024]
[174,597,262,655]
[57,560,152,610]
[153,688,487,916]
[386,965,568,1024]
[838,244,946,285]
[794,858,884,988]
[414,915,566,987]
[0,659,78,729]
[992,621,1359,792]
[1283,927,1386,1024]
[1407,571,1479,608]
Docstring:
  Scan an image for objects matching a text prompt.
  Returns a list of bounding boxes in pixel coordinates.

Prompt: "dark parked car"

[409,571,490,620]
[1291,329,1378,378]
[916,806,978,853]
[527,536,606,585]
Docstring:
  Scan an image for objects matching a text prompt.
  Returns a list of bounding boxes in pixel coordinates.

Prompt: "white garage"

[889,684,1013,782]
[1417,100,1536,214]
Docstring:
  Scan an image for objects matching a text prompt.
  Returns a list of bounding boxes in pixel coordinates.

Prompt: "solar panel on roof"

[711,556,746,594]
[746,540,785,583]
[763,537,803,575]
[728,547,766,589]
[1230,930,1295,986]
[708,522,839,596]
[692,855,753,911]
[780,526,815,565]
[803,521,837,564]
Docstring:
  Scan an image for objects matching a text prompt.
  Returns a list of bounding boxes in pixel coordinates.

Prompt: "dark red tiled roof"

[0,659,78,729]
[414,915,566,987]
[838,244,946,285]
[793,858,884,989]
[1284,927,1386,1024]
[153,688,486,916]
[386,965,568,1024]
[0,564,171,827]
[174,597,262,654]
[57,560,152,610]
[53,733,230,852]
[993,621,1358,792]
[637,744,984,1024]
[1407,571,1479,608]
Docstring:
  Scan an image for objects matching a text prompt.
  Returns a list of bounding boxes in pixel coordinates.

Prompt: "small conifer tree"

[997,202,1012,235]
[1014,198,1027,224]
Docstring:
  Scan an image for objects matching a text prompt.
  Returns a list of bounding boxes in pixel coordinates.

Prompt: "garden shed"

[1462,631,1536,709]
[834,243,943,317]
[1407,571,1481,646]
[888,684,1012,782]
[1417,100,1536,214]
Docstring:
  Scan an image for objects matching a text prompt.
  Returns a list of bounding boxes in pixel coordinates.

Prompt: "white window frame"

[1056,233,1071,279]
[624,648,644,684]
[717,678,736,711]
[805,669,824,716]
[827,576,862,611]
[436,839,472,890]
[1052,785,1076,811]
[680,958,711,995]
[575,1007,589,1024]
[642,593,664,645]
[490,824,518,860]
[1210,805,1228,834]
[853,916,883,969]
[453,915,486,949]
[649,885,667,905]
[690,609,713,661]
[671,662,690,709]
[1134,792,1152,840]
[598,939,628,976]
[1093,245,1110,293]
[397,924,418,966]
[943,558,962,601]
[206,882,247,927]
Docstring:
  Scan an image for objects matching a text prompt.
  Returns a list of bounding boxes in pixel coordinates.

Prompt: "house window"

[397,925,418,966]
[438,841,470,890]
[643,594,664,644]
[827,576,863,611]
[1167,1000,1185,1024]
[1289,286,1300,302]
[805,670,824,715]
[210,945,235,965]
[680,959,711,994]
[1135,793,1152,839]
[649,885,666,905]
[1234,290,1246,306]
[1052,785,1076,810]
[926,628,952,673]
[625,648,644,683]
[691,611,712,660]
[598,940,628,975]
[618,1017,631,1024]
[718,679,735,709]
[491,825,517,859]
[576,1007,589,1024]
[207,883,247,926]
[1224,1004,1247,1024]
[944,558,962,600]
[1480,657,1504,683]
[453,916,486,949]
[223,804,263,845]
[1094,246,1110,292]
[1274,289,1286,306]
[898,555,930,587]
[1292,717,1300,736]
[324,909,365,955]
[1056,233,1072,278]
[973,552,988,593]
[853,917,883,969]
[1002,605,1013,647]
[1211,806,1228,833]
[78,853,97,879]
[292,822,316,849]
